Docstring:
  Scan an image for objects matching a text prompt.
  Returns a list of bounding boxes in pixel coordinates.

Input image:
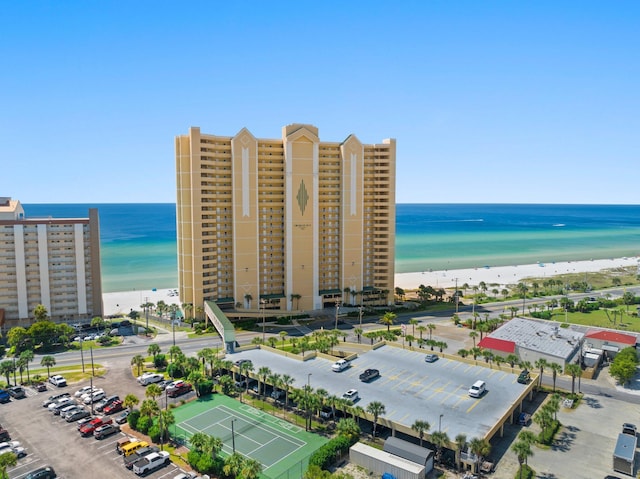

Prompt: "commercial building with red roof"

[585,329,638,355]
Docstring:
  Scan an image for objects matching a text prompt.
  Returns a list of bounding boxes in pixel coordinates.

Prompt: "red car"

[103,400,124,415]
[167,382,192,398]
[79,417,113,436]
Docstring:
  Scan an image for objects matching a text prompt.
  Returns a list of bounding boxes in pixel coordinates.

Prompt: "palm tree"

[427,323,436,341]
[0,361,15,386]
[517,282,528,315]
[379,312,396,332]
[140,398,160,418]
[0,450,18,478]
[244,293,252,309]
[147,343,161,359]
[159,408,175,444]
[40,355,56,378]
[506,354,519,368]
[512,440,533,478]
[336,417,361,441]
[411,420,430,447]
[454,433,467,471]
[145,383,162,401]
[189,431,211,452]
[535,358,548,388]
[223,452,245,478]
[240,457,263,479]
[409,318,419,336]
[354,327,363,344]
[290,293,302,310]
[366,401,386,437]
[239,361,254,394]
[280,374,295,411]
[20,350,34,383]
[566,363,582,395]
[197,347,215,374]
[469,437,491,474]
[430,430,450,464]
[257,366,271,398]
[168,345,182,363]
[416,325,427,342]
[279,330,288,349]
[123,393,139,410]
[131,354,145,376]
[469,331,478,347]
[188,370,205,397]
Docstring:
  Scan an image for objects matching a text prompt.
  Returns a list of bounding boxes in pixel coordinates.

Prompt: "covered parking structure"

[228,341,536,471]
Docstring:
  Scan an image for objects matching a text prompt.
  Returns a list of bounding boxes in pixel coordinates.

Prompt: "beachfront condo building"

[0,198,103,328]
[175,124,396,313]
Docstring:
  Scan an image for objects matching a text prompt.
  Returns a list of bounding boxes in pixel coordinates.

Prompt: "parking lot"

[230,345,530,441]
[0,367,195,479]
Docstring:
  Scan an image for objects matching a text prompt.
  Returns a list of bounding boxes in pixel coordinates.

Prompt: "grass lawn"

[551,308,640,332]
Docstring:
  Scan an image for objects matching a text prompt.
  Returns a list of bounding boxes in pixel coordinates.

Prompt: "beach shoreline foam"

[102,256,640,316]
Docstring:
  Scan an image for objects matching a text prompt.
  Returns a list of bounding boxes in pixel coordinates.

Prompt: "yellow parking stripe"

[466,399,481,413]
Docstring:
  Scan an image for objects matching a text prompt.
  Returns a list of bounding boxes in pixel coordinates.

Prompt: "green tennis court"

[171,395,328,478]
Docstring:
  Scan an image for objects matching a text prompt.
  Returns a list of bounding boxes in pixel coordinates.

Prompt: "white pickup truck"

[132,451,170,475]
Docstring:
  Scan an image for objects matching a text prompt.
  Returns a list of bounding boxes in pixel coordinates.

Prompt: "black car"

[359,369,380,382]
[8,386,26,399]
[25,466,57,479]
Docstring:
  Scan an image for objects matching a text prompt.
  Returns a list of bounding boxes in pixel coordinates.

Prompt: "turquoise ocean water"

[24,204,640,293]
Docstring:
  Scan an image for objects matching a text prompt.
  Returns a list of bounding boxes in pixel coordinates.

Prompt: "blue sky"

[2,1,639,204]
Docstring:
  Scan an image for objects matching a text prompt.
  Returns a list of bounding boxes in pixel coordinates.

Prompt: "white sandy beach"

[102,257,640,316]
[394,257,640,290]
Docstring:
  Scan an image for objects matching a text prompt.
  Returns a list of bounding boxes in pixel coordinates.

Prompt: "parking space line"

[466,398,482,413]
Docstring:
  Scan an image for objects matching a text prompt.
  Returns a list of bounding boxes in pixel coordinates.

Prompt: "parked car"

[342,389,359,402]
[270,389,284,400]
[0,429,10,442]
[48,397,73,412]
[48,375,67,387]
[25,466,56,479]
[34,382,47,392]
[94,423,120,440]
[319,405,334,419]
[359,369,380,382]
[517,369,531,384]
[137,372,164,386]
[95,395,120,412]
[7,386,26,399]
[132,451,170,475]
[517,412,531,426]
[80,388,104,402]
[0,390,10,403]
[74,386,95,398]
[332,359,349,372]
[424,353,439,363]
[115,410,130,424]
[0,441,27,458]
[84,391,106,405]
[42,392,69,407]
[79,417,112,436]
[622,423,637,436]
[104,400,124,415]
[66,409,91,422]
[167,382,192,398]
[124,445,159,469]
[58,404,81,417]
[76,416,95,430]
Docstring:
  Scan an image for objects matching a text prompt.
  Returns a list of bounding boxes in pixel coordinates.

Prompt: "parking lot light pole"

[439,414,443,432]
[334,299,341,331]
[231,419,236,453]
[261,299,266,343]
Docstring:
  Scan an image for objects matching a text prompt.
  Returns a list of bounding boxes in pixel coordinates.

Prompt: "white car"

[331,359,349,372]
[74,386,94,398]
[342,389,359,402]
[48,397,73,411]
[84,391,105,404]
[137,372,164,386]
[80,388,104,402]
[0,441,26,458]
[49,375,67,387]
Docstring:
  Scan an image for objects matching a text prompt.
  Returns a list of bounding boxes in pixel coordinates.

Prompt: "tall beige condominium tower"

[176,124,396,313]
[0,198,103,328]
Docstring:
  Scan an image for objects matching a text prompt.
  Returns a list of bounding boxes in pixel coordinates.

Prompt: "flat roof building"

[175,124,396,313]
[0,198,103,327]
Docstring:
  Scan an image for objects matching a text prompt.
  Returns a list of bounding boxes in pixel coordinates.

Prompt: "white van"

[468,380,486,398]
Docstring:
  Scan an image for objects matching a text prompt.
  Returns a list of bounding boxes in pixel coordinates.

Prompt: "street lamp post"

[231,419,236,453]
[454,278,459,314]
[306,373,312,432]
[439,414,444,432]
[79,337,85,373]
[261,299,266,343]
[359,305,364,328]
[334,299,341,331]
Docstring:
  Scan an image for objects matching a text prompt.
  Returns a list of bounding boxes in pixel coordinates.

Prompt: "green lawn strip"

[171,394,327,479]
[24,364,106,385]
[549,309,640,332]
